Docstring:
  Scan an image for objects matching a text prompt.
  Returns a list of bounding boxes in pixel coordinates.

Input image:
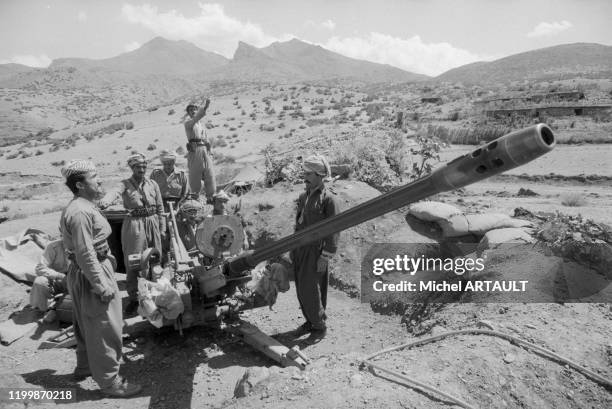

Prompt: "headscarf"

[159,150,176,163]
[61,159,96,179]
[213,191,230,203]
[303,155,331,178]
[179,199,204,216]
[127,153,146,168]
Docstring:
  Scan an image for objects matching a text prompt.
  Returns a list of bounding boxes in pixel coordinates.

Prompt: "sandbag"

[439,213,533,237]
[408,201,463,222]
[137,277,184,327]
[245,262,290,308]
[478,228,534,252]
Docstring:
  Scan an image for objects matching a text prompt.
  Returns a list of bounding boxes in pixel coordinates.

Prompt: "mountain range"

[0,37,425,87]
[2,38,611,88]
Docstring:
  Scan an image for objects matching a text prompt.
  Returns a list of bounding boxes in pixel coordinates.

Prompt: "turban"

[127,153,146,167]
[179,199,204,216]
[61,159,96,179]
[159,150,176,162]
[303,155,331,178]
[213,191,230,203]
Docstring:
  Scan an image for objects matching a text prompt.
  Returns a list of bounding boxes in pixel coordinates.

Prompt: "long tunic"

[101,177,165,299]
[60,196,122,389]
[290,186,339,329]
[184,108,216,200]
[150,167,189,205]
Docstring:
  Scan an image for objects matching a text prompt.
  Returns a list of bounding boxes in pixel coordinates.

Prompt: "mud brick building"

[485,104,611,119]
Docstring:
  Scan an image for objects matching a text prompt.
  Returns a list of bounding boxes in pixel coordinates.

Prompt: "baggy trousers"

[292,245,328,329]
[121,215,161,300]
[66,258,122,389]
[187,146,216,200]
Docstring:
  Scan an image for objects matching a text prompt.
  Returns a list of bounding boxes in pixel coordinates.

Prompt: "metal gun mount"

[125,124,555,370]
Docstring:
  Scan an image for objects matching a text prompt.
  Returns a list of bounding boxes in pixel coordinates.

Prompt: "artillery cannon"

[122,124,556,369]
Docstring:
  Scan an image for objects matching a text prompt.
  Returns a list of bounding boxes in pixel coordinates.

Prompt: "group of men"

[31,97,340,398]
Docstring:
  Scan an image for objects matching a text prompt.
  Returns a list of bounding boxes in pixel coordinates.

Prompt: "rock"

[525,324,537,329]
[517,188,538,197]
[477,320,495,330]
[505,324,521,333]
[503,353,516,364]
[234,367,271,398]
[350,374,363,387]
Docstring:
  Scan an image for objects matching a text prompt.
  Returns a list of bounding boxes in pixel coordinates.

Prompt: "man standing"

[150,150,189,212]
[60,160,141,397]
[290,155,339,338]
[184,98,216,203]
[30,238,69,312]
[99,153,165,315]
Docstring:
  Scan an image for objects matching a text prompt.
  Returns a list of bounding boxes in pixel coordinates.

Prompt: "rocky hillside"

[436,43,612,84]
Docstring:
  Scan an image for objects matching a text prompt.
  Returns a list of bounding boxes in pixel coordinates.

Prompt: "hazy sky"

[1,0,610,76]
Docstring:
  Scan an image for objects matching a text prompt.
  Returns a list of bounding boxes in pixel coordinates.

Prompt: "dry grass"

[561,192,587,207]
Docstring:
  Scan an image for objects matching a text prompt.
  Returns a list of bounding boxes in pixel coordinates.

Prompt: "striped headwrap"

[179,199,204,216]
[127,153,146,167]
[303,155,331,178]
[159,150,176,162]
[213,191,230,203]
[61,159,96,179]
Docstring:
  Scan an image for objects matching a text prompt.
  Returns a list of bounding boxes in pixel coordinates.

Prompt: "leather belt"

[67,240,110,262]
[187,139,208,152]
[128,206,157,218]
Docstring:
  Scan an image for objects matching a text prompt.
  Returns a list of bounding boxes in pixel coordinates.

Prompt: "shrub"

[215,153,236,164]
[212,139,227,148]
[51,160,66,167]
[168,109,175,115]
[261,144,301,186]
[561,193,587,207]
[35,150,44,156]
[407,134,448,180]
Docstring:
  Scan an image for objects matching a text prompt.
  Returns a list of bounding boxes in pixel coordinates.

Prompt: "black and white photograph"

[0,1,611,408]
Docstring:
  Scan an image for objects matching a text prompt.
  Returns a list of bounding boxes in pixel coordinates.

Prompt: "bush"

[168,109,175,115]
[215,153,236,164]
[212,139,227,148]
[261,144,301,186]
[407,134,448,180]
[35,150,44,156]
[561,193,587,207]
[51,160,66,167]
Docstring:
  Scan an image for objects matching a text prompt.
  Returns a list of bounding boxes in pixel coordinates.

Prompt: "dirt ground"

[1,88,611,407]
[1,172,611,408]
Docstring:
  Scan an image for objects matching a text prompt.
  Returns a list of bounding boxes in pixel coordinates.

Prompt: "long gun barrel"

[227,124,556,273]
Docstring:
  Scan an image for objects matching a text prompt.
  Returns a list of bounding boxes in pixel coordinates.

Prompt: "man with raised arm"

[184,98,216,203]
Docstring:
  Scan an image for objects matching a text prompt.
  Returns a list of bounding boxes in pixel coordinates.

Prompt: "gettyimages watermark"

[360,243,612,303]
